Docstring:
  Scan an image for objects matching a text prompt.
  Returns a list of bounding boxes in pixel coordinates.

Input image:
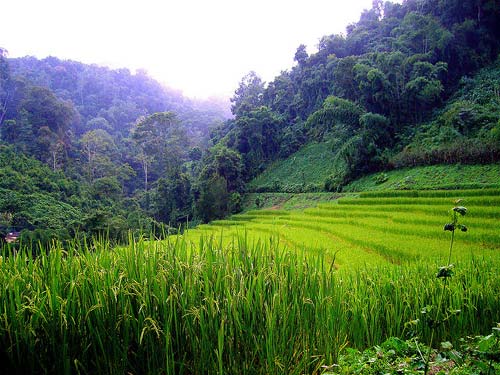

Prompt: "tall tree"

[0,48,11,127]
[80,129,116,182]
[230,71,265,117]
[132,112,188,191]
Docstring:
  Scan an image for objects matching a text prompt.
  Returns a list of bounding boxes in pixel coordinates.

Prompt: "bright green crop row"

[317,203,500,219]
[182,191,499,270]
[359,188,500,198]
[337,196,500,206]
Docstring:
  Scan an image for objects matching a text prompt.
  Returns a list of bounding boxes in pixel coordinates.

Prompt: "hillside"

[0,145,82,243]
[343,164,500,191]
[247,142,335,192]
[392,56,500,167]
[2,0,500,235]
[2,1,500,373]
[7,56,231,140]
[248,56,500,194]
[0,52,231,244]
[194,0,500,224]
[248,159,500,194]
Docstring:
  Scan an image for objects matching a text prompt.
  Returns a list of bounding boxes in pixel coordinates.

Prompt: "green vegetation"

[0,50,229,241]
[210,0,500,202]
[1,190,499,374]
[3,0,500,226]
[344,164,500,192]
[331,332,500,374]
[247,142,336,192]
[242,192,341,211]
[1,1,500,372]
[185,189,500,268]
[249,150,500,194]
[395,58,500,167]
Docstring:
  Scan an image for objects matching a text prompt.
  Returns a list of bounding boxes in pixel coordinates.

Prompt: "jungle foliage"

[1,0,500,235]
[213,0,500,195]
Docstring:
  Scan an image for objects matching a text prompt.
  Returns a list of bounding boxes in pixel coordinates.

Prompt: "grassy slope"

[249,59,500,195]
[344,164,500,192]
[247,138,500,194]
[247,141,336,192]
[244,160,500,212]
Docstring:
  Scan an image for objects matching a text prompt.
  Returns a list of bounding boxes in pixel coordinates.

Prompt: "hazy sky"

[1,0,380,99]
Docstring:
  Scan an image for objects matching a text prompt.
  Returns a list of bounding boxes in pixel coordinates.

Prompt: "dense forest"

[1,0,499,245]
[0,51,231,246]
[207,0,500,202]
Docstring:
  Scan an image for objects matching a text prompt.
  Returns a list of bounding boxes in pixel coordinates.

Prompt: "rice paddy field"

[188,188,500,269]
[0,188,499,374]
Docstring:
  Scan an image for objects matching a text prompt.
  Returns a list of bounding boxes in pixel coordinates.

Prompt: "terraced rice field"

[1,189,498,374]
[183,189,500,270]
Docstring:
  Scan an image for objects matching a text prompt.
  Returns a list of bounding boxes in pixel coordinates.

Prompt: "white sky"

[1,0,380,99]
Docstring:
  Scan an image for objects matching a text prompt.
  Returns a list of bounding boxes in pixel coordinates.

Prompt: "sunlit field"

[0,189,499,374]
[183,189,500,269]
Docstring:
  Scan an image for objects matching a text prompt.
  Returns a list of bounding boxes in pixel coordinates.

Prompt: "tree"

[230,72,265,117]
[17,85,78,165]
[195,174,230,223]
[80,129,116,182]
[294,44,309,66]
[153,172,192,224]
[85,116,112,132]
[0,47,11,127]
[230,106,282,178]
[305,96,365,140]
[199,146,243,193]
[263,72,296,118]
[392,12,453,58]
[132,112,188,191]
[38,126,65,171]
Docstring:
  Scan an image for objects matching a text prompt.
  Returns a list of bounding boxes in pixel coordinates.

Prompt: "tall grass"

[1,236,499,374]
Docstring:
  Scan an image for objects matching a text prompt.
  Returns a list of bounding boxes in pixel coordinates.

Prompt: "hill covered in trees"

[0,51,230,245]
[1,0,500,242]
[199,0,500,211]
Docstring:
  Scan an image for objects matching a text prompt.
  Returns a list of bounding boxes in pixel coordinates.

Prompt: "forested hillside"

[204,0,499,204]
[1,0,499,241]
[247,59,500,193]
[0,51,230,245]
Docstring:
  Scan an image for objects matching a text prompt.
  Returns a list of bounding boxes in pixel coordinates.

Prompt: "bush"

[392,139,500,168]
[373,173,389,184]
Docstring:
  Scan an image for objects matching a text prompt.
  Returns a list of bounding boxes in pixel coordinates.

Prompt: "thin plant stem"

[447,213,456,266]
[424,207,463,375]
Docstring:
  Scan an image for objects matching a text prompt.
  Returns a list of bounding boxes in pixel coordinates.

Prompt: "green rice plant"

[359,188,500,198]
[318,202,500,219]
[337,196,500,206]
[183,191,499,268]
[244,209,291,216]
[1,236,499,374]
[208,220,245,227]
[2,188,498,373]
